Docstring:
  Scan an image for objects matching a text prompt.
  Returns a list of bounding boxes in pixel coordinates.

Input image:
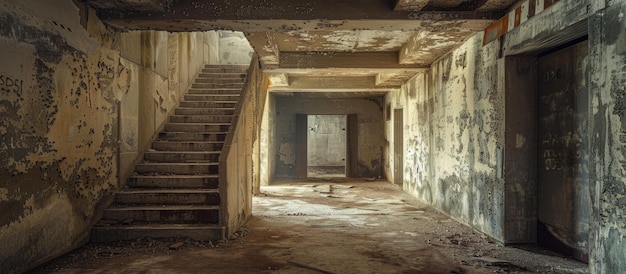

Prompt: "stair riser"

[192,83,244,89]
[158,132,227,141]
[103,209,219,223]
[199,73,246,78]
[126,177,218,189]
[91,226,225,242]
[115,193,220,205]
[195,78,245,84]
[144,152,220,163]
[165,124,231,132]
[152,142,223,151]
[175,108,234,115]
[187,89,241,95]
[135,164,219,174]
[202,68,247,73]
[170,116,233,123]
[179,101,237,108]
[184,95,239,101]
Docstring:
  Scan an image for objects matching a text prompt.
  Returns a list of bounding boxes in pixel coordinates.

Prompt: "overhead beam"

[269,87,396,93]
[101,19,497,33]
[376,71,426,87]
[288,76,382,89]
[266,73,289,87]
[245,32,280,68]
[280,52,427,69]
[84,0,168,12]
[93,0,503,32]
[264,68,427,74]
[399,29,475,64]
[393,0,429,11]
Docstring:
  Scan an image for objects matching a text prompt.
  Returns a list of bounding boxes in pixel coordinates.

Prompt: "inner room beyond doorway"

[307,115,347,178]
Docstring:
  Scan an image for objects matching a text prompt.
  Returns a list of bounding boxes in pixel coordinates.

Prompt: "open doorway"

[503,37,589,262]
[536,39,589,262]
[306,115,347,178]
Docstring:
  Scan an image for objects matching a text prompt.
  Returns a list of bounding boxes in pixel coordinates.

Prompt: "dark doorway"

[536,40,589,262]
[296,114,358,179]
[393,109,403,186]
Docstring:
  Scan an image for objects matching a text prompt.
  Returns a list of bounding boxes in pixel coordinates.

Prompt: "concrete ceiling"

[85,0,519,94]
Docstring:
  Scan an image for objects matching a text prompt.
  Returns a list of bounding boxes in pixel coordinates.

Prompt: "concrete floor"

[31,180,587,273]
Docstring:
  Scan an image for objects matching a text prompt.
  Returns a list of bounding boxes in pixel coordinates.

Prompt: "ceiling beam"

[92,0,503,32]
[399,29,475,64]
[246,32,280,68]
[393,0,429,11]
[288,76,382,89]
[279,52,428,69]
[84,0,168,12]
[266,73,289,87]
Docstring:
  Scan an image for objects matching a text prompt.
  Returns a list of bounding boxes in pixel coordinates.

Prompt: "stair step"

[175,108,235,116]
[184,94,239,101]
[152,141,224,151]
[127,175,218,189]
[199,72,246,78]
[179,101,237,108]
[135,163,219,175]
[115,189,220,205]
[202,67,247,73]
[145,151,221,162]
[165,123,231,132]
[195,78,245,84]
[192,83,244,89]
[158,132,228,141]
[91,224,225,242]
[170,115,234,123]
[102,205,219,223]
[187,88,242,95]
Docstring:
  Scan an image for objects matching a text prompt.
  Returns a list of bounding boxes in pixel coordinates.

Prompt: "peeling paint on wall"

[0,1,221,272]
[386,33,504,241]
[0,1,122,271]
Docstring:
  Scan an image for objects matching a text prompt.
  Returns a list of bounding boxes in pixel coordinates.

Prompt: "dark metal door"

[537,40,589,262]
[346,114,358,178]
[394,109,403,186]
[296,114,307,178]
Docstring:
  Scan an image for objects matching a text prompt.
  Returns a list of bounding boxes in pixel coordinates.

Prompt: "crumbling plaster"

[0,1,220,272]
[0,1,125,272]
[386,31,504,240]
[588,0,626,272]
[386,0,626,272]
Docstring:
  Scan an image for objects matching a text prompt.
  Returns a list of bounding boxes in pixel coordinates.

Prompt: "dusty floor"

[30,180,588,274]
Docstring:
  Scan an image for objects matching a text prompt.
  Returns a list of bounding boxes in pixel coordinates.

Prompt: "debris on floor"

[29,181,588,274]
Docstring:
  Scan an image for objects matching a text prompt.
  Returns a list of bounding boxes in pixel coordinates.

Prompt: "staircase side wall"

[0,1,220,272]
[220,55,269,236]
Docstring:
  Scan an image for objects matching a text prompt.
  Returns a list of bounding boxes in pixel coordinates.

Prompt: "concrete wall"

[0,1,219,272]
[272,96,385,179]
[219,31,253,65]
[259,91,276,186]
[307,115,346,167]
[386,0,626,272]
[386,35,505,239]
[588,0,626,272]
[221,55,269,235]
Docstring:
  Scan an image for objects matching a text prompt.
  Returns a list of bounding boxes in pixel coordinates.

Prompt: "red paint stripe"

[482,0,561,46]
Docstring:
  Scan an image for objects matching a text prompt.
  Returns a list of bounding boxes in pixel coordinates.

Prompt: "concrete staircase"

[92,64,248,242]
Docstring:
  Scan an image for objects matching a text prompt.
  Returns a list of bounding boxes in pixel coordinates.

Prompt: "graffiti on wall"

[0,74,23,93]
